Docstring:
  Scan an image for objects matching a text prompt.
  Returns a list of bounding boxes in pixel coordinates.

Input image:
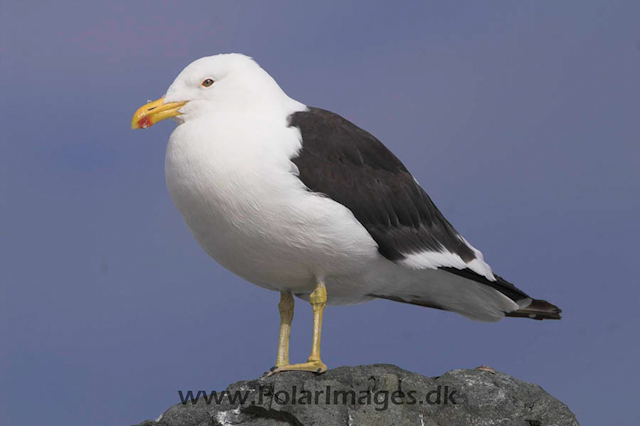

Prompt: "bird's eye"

[201,78,214,87]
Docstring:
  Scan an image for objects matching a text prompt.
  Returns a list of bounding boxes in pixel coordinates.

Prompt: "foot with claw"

[266,360,328,376]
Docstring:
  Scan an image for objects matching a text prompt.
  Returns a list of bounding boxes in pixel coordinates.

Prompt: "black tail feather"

[506,298,562,320]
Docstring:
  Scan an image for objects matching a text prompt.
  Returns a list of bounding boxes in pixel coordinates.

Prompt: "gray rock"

[136,364,578,426]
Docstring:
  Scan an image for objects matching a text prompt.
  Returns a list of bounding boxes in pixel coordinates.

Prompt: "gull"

[131,53,561,374]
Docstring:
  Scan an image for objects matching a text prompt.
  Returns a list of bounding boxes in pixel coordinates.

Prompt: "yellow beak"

[131,97,187,130]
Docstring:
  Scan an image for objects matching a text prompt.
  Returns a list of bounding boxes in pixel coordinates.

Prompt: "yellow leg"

[307,281,327,367]
[269,281,328,375]
[276,292,294,367]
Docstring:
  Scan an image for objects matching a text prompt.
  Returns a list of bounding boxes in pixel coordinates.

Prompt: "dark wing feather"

[288,107,562,319]
[288,107,475,263]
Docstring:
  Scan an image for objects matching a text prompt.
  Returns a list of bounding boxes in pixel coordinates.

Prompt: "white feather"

[398,240,495,281]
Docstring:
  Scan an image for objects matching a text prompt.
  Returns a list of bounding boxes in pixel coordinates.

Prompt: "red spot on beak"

[137,116,153,129]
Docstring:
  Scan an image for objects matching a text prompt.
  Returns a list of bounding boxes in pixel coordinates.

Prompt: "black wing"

[288,108,564,319]
[288,107,475,263]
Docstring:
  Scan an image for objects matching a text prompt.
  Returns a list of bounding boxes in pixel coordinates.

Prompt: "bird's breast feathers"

[164,116,379,289]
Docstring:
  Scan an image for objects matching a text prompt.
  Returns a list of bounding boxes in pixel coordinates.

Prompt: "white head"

[131,53,289,129]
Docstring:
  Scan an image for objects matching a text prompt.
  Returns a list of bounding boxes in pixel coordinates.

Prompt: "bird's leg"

[307,281,327,370]
[268,280,328,375]
[276,292,294,367]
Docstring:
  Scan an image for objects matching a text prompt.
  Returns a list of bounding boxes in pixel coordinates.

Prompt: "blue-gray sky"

[1,1,639,425]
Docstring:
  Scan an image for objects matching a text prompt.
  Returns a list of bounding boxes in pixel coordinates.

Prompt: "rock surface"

[136,364,578,426]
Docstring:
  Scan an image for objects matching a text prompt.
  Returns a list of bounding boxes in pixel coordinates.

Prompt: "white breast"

[164,112,379,295]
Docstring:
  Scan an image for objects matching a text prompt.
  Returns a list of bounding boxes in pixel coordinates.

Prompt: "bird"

[131,53,561,374]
